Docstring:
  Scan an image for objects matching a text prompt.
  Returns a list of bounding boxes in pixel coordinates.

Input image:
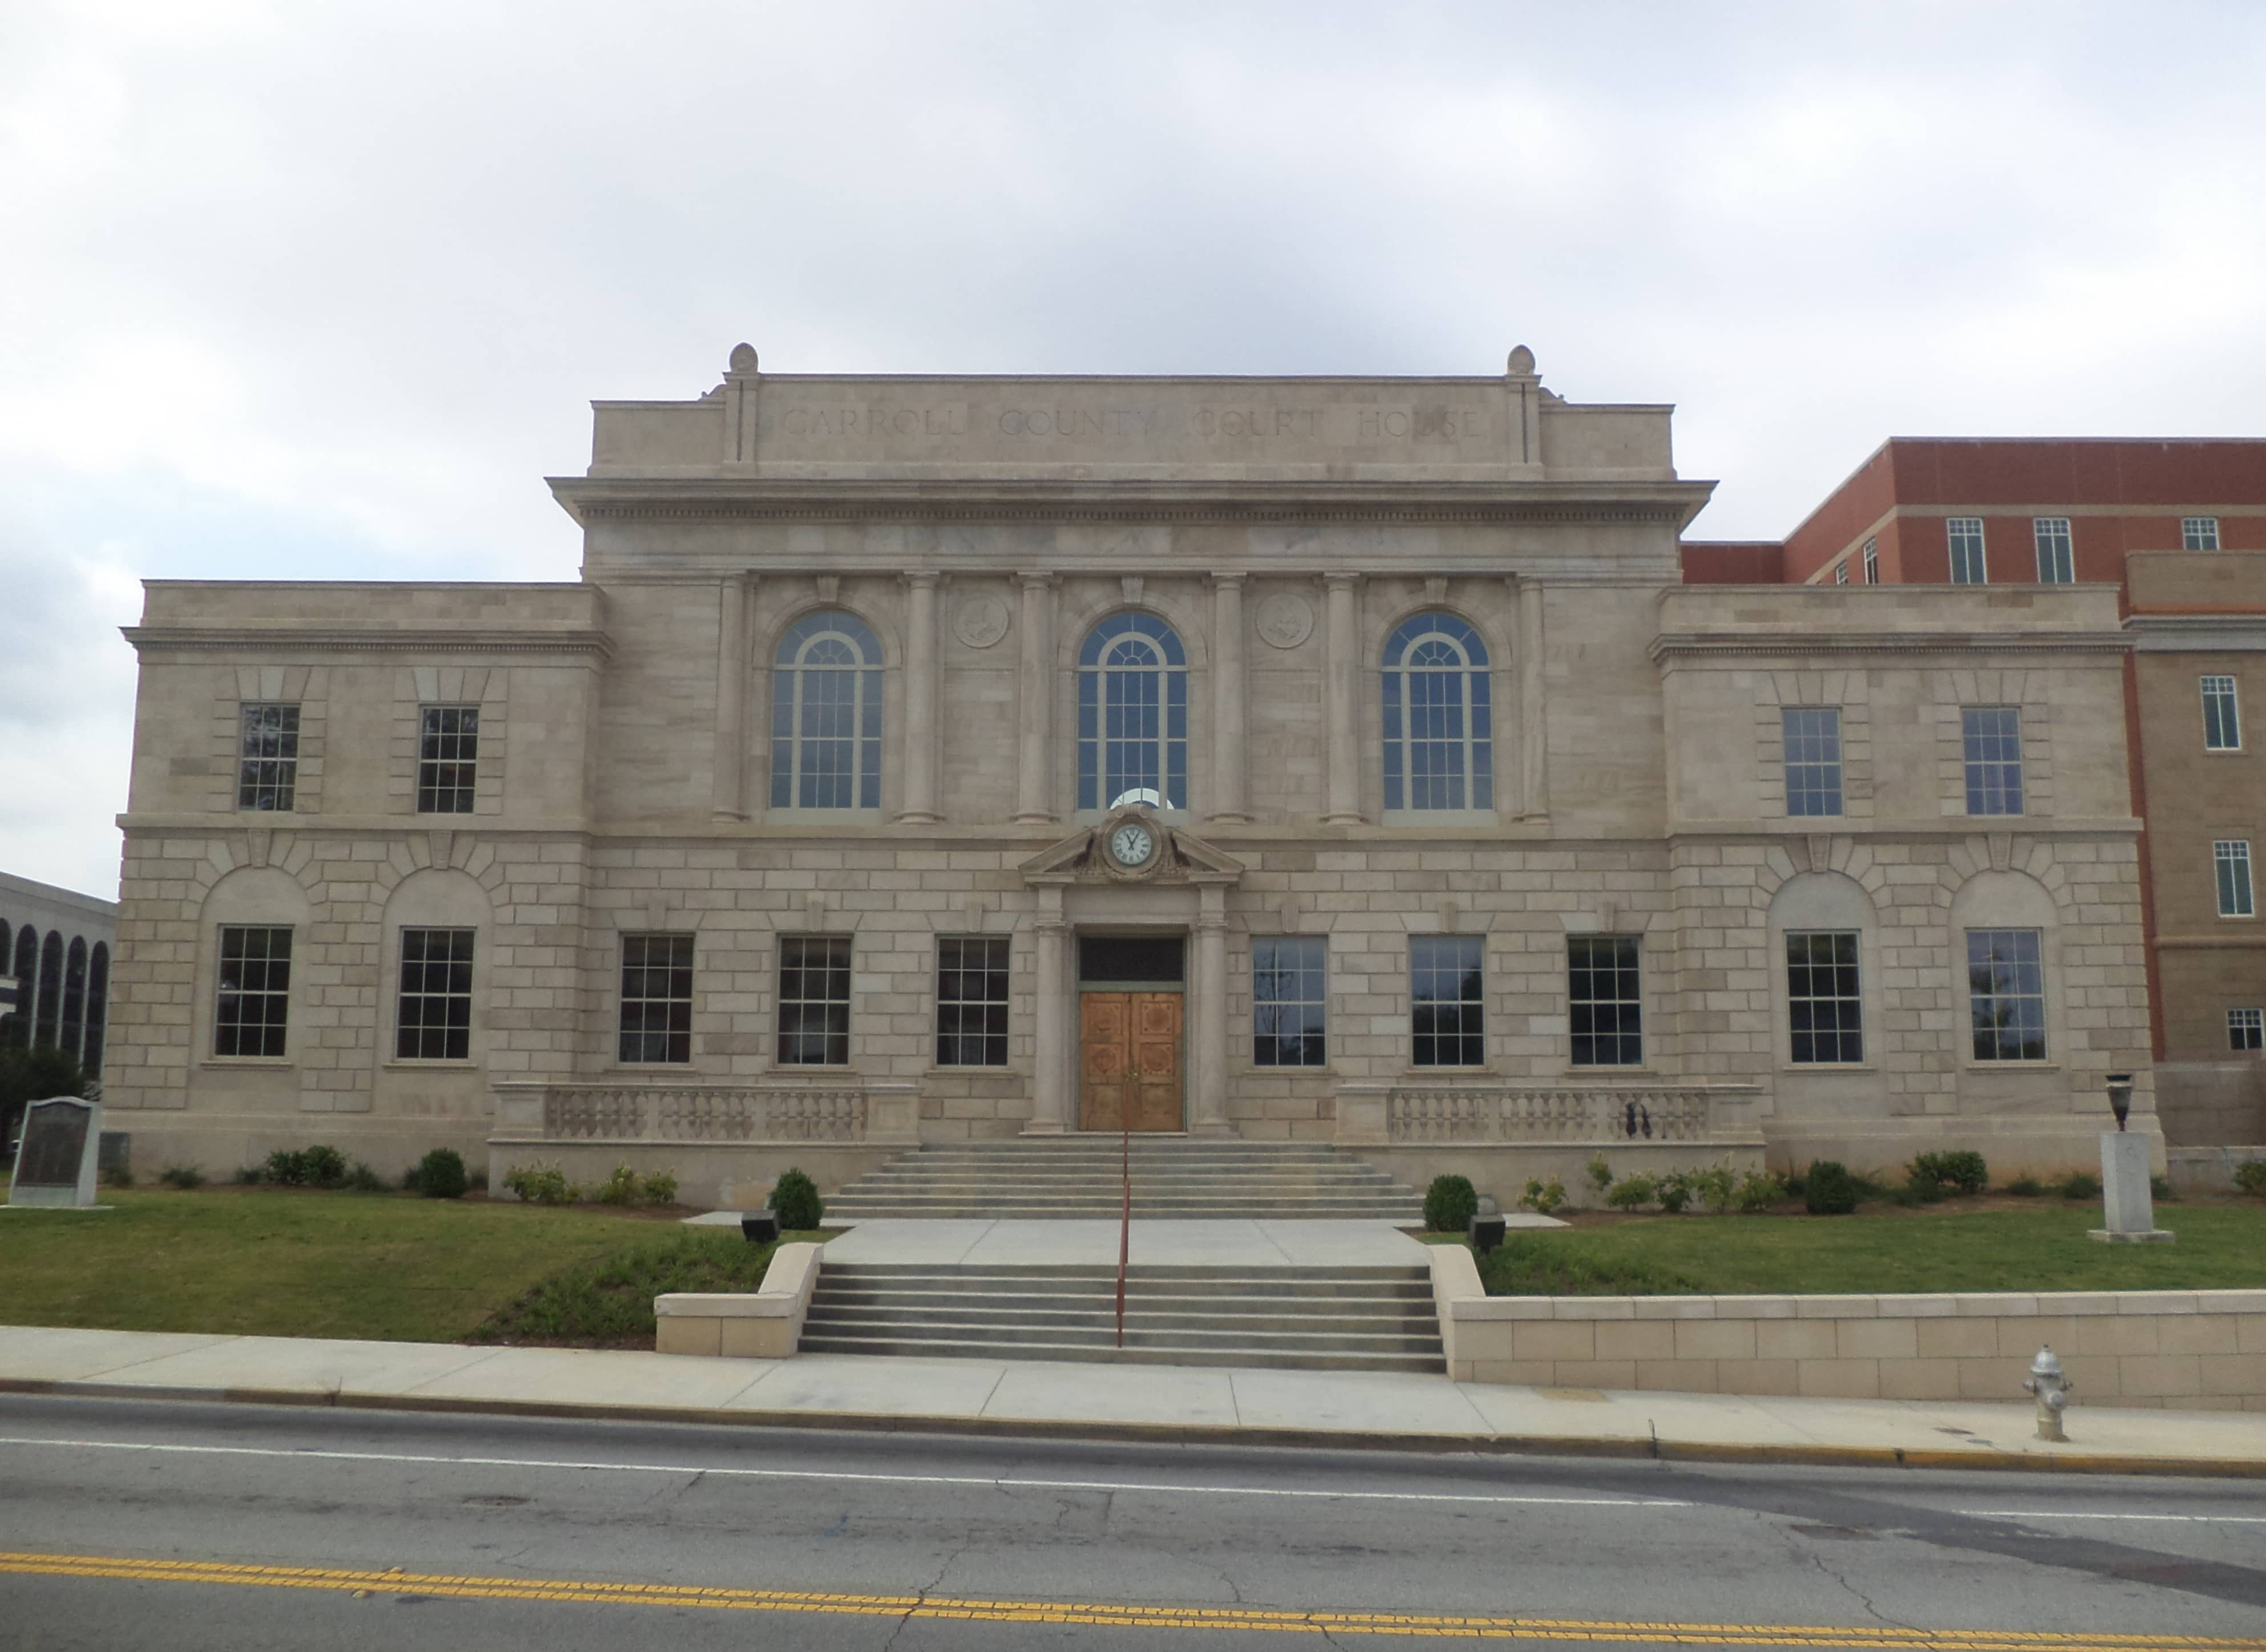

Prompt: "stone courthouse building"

[103,348,2158,1206]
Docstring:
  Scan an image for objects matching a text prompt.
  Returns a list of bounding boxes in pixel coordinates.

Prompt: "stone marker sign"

[9,1096,103,1208]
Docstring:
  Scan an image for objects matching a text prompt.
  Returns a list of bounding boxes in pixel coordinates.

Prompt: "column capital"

[1208,571,1248,590]
[1322,571,1365,590]
[902,570,942,590]
[1017,569,1058,590]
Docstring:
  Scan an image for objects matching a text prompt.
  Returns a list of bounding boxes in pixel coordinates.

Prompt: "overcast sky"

[4,1,2263,901]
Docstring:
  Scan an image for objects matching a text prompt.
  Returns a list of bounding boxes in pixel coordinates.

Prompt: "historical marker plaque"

[9,1096,103,1208]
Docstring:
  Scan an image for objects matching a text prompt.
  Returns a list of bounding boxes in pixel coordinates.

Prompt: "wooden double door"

[1078,991,1184,1131]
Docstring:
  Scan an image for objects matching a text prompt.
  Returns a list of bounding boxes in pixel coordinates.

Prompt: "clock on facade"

[1107,821,1156,869]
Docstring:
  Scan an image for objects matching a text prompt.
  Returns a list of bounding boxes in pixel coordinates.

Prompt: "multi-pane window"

[1786,932,1863,1064]
[1966,930,2046,1062]
[1252,936,1326,1067]
[1382,613,1494,813]
[1078,612,1188,812]
[2229,1007,2263,1052]
[237,704,300,812]
[2202,675,2241,750]
[1961,707,2025,815]
[1782,707,1844,816]
[214,926,292,1058]
[618,934,694,1064]
[1862,540,1879,584]
[1568,936,1643,1067]
[777,935,851,1066]
[2184,517,2222,552]
[771,612,884,811]
[1410,934,1483,1067]
[395,928,474,1060]
[1948,518,1988,584]
[1833,561,1849,585]
[2215,840,2255,918]
[936,937,1009,1067]
[416,706,479,813]
[2033,517,2074,584]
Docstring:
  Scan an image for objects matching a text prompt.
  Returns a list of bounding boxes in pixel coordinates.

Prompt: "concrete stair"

[800,1262,1445,1372]
[824,1139,1425,1222]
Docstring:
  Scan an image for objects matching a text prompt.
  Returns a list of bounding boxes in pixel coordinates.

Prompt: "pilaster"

[1324,573,1364,824]
[899,572,942,823]
[1014,572,1058,824]
[1210,573,1250,823]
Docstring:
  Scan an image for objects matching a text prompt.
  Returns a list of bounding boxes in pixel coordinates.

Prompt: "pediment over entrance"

[1019,809,1245,886]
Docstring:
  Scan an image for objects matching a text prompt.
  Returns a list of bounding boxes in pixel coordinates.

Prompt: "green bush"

[1804,1160,1859,1216]
[159,1165,205,1189]
[102,1161,135,1189]
[2058,1172,2101,1201]
[1692,1165,1737,1213]
[2151,1175,2178,1203]
[1605,1173,1659,1211]
[1731,1169,1783,1213]
[2235,1162,2266,1198]
[2005,1175,2045,1197]
[264,1148,307,1186]
[412,1148,469,1200]
[1517,1177,1567,1216]
[596,1164,641,1206]
[770,1168,824,1231]
[0,1042,88,1147]
[301,1145,347,1189]
[234,1164,266,1186]
[641,1171,679,1206]
[1656,1171,1695,1214]
[345,1161,386,1193]
[1899,1166,1946,1206]
[504,1161,578,1206]
[1912,1151,1989,1196]
[1585,1156,1613,1193]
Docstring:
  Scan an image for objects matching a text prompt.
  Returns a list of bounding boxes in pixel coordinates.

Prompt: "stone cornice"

[123,626,616,660]
[2125,614,2266,653]
[1649,629,2131,663]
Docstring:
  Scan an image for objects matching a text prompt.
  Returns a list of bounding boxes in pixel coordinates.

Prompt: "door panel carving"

[1079,991,1182,1131]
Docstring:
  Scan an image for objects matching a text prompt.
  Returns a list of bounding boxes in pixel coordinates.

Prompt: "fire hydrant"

[2022,1345,2072,1442]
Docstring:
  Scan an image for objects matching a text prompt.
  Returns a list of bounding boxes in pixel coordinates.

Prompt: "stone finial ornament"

[1507,345,1537,375]
[728,342,759,374]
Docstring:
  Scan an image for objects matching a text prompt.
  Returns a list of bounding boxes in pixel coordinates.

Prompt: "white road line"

[0,1436,1685,1508]
[1960,1511,2266,1525]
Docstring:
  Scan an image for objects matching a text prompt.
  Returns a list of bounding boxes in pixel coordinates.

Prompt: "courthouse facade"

[104,349,2158,1205]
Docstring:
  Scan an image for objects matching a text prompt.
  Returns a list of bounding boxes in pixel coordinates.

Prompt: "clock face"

[1108,823,1156,867]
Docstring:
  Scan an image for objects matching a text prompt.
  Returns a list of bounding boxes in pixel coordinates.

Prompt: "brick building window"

[1833,561,1849,585]
[416,706,479,813]
[2032,518,2074,584]
[1568,936,1642,1067]
[395,928,474,1060]
[618,934,694,1064]
[1966,930,2045,1062]
[1862,540,1878,584]
[935,937,1009,1067]
[2229,1008,2263,1052]
[1252,935,1326,1067]
[777,935,851,1066]
[237,704,300,812]
[1948,518,1988,584]
[1961,707,2025,815]
[2202,675,2241,750]
[2215,840,2255,918]
[215,926,292,1058]
[2183,517,2222,552]
[1410,935,1483,1067]
[1781,707,1844,816]
[1786,932,1863,1064]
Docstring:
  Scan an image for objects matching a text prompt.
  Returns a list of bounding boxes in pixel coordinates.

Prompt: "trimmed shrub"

[596,1164,641,1206]
[2057,1171,2101,1201]
[2234,1161,2266,1198]
[235,1164,266,1186]
[412,1148,469,1200]
[505,1161,578,1206]
[1517,1177,1566,1216]
[345,1161,386,1193]
[1655,1171,1695,1214]
[264,1148,308,1186]
[771,1168,824,1231]
[1605,1173,1659,1211]
[2005,1175,2045,1197]
[1692,1165,1737,1213]
[1731,1169,1783,1213]
[1804,1160,1859,1216]
[301,1145,347,1189]
[159,1165,205,1189]
[1898,1165,1946,1206]
[1912,1151,1988,1196]
[640,1170,679,1207]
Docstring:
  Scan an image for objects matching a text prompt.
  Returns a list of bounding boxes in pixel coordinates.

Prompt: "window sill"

[1962,1060,2062,1072]
[1781,1063,1877,1075]
[766,808,885,824]
[1381,808,1498,828]
[924,1064,1014,1076]
[200,1056,294,1069]
[604,1062,698,1073]
[382,1059,478,1071]
[1402,1067,1497,1078]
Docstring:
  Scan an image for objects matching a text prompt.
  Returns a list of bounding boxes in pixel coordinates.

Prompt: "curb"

[5,1377,2260,1479]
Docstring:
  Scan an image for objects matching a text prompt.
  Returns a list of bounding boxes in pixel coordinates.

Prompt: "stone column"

[899,572,942,823]
[1025,896,1070,1134]
[711,574,754,820]
[1209,574,1250,823]
[1517,576,1549,818]
[1190,886,1232,1135]
[1013,573,1057,823]
[1323,573,1364,824]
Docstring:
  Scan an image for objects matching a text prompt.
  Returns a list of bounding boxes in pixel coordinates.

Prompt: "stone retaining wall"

[655,1241,823,1358]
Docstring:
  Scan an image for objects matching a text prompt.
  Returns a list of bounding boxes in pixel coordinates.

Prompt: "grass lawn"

[1462,1202,2266,1297]
[0,1187,810,1345]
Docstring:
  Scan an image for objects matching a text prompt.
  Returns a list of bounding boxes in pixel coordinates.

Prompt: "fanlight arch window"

[770,611,884,812]
[9,925,36,1047]
[1078,612,1188,813]
[34,930,63,1049]
[1382,613,1494,813]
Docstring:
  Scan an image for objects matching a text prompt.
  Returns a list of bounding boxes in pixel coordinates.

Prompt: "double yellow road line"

[2,1550,2259,1647]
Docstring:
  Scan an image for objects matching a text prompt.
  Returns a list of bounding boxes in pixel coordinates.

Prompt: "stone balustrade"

[491,1081,918,1145]
[1374,1082,1758,1144]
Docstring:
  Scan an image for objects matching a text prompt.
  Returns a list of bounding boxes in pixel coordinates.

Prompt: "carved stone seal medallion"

[1255,593,1314,650]
[953,594,1010,650]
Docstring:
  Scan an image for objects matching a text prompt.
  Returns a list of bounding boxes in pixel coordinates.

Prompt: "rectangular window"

[1252,935,1327,1067]
[2229,1007,2263,1052]
[778,934,851,1066]
[2203,675,2241,750]
[935,936,1009,1067]
[1410,934,1483,1067]
[1948,518,1988,584]
[1862,540,1879,584]
[2183,516,2222,552]
[214,925,292,1058]
[1962,706,2025,815]
[1781,707,1844,817]
[2033,517,2074,584]
[1786,932,1863,1064]
[618,934,694,1064]
[395,928,474,1060]
[416,706,479,813]
[236,704,300,812]
[2216,840,2255,917]
[1833,561,1849,585]
[1966,930,2046,1062]
[1568,935,1642,1067]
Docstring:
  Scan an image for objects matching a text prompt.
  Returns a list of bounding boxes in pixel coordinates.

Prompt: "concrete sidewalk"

[3,1322,2261,1476]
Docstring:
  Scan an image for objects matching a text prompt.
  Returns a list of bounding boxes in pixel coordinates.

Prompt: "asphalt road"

[0,1392,2261,1650]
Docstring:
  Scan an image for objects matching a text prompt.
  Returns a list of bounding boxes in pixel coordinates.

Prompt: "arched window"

[60,937,87,1064]
[769,611,884,812]
[1382,613,1493,813]
[82,944,109,1079]
[1078,613,1188,813]
[34,930,63,1050]
[8,926,35,1047]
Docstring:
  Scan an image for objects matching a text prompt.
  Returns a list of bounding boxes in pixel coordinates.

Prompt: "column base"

[1010,812,1059,826]
[1323,812,1365,827]
[1019,1120,1068,1136]
[1188,1119,1237,1139]
[710,809,748,823]
[894,811,944,825]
